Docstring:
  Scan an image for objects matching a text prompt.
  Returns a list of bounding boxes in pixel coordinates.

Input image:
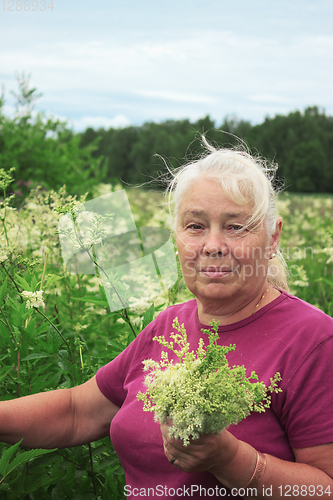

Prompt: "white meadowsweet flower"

[21,290,45,309]
[322,247,333,265]
[137,318,282,446]
[0,249,8,263]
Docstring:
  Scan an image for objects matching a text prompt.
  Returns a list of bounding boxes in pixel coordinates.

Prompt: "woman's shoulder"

[278,290,333,323]
[267,290,333,348]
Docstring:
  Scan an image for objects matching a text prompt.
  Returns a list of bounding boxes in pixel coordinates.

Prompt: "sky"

[0,0,332,131]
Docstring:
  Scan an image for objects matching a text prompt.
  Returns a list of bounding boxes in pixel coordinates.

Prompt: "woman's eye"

[187,223,203,230]
[228,224,243,231]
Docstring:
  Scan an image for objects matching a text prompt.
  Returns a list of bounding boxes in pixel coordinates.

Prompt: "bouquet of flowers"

[137,318,281,445]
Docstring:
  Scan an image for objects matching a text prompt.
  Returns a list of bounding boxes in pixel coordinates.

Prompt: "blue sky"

[0,0,332,131]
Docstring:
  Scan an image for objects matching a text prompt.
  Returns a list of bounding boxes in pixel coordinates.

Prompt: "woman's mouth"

[200,266,234,278]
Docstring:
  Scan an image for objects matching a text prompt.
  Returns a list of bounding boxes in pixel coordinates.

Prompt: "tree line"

[79,108,333,193]
[1,75,333,198]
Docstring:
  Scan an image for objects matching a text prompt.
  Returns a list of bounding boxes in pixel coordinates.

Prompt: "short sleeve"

[96,321,156,407]
[281,336,333,448]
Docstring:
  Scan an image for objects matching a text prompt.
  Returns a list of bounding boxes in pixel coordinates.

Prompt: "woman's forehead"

[178,180,254,216]
[179,208,251,220]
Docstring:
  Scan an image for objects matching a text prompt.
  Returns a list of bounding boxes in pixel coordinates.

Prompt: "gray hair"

[166,138,289,291]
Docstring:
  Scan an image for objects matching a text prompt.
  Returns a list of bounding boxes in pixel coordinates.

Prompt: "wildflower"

[137,318,281,446]
[0,241,16,263]
[292,265,309,287]
[0,249,8,263]
[21,290,45,309]
[325,248,333,265]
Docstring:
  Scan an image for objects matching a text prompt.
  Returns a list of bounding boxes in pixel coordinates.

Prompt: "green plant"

[1,162,332,497]
[0,169,158,498]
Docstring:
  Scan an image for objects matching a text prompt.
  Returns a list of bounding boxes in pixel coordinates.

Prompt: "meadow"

[0,169,333,499]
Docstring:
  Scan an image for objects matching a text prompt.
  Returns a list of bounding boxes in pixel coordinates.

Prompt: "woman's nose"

[202,230,229,257]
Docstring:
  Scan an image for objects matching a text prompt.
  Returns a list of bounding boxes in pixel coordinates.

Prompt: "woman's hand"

[160,421,240,476]
[161,422,333,499]
[160,420,259,490]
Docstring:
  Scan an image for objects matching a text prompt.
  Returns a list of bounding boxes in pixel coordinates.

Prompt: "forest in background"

[80,107,333,194]
[1,75,333,199]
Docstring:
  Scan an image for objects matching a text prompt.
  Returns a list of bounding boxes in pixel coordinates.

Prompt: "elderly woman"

[1,142,333,499]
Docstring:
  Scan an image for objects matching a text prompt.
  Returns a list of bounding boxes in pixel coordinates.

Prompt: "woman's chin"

[191,282,239,303]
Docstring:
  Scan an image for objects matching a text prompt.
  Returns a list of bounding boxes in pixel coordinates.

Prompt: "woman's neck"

[196,284,281,326]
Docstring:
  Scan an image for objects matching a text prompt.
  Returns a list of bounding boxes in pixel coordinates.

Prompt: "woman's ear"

[270,217,282,257]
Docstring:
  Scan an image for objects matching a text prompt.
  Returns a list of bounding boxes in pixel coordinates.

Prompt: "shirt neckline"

[194,290,288,333]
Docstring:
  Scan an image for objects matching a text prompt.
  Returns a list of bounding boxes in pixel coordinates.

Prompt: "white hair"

[166,138,289,291]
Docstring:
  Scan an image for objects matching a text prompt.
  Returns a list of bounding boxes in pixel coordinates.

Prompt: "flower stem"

[0,262,23,299]
[88,443,98,500]
[0,304,18,346]
[35,307,71,353]
[87,248,137,338]
[1,188,9,246]
[69,209,137,338]
[40,247,48,291]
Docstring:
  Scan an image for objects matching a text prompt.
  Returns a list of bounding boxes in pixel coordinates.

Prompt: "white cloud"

[1,0,331,129]
[3,31,326,97]
[249,94,294,105]
[137,90,216,104]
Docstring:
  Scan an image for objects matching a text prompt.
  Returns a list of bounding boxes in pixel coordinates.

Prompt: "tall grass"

[0,173,332,498]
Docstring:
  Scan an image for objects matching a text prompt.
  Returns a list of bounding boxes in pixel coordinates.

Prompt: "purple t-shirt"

[96,291,333,499]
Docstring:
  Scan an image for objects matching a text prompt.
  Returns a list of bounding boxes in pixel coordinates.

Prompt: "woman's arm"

[161,425,333,499]
[0,375,119,449]
[213,435,333,499]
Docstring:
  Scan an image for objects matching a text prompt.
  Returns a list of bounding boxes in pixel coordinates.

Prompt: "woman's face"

[175,178,280,310]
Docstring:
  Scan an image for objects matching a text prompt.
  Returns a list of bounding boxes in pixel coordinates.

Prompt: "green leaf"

[0,277,7,302]
[0,368,12,383]
[99,283,108,301]
[22,352,51,361]
[142,303,155,330]
[316,277,333,287]
[0,441,22,476]
[72,296,108,306]
[0,441,56,483]
[13,274,31,292]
